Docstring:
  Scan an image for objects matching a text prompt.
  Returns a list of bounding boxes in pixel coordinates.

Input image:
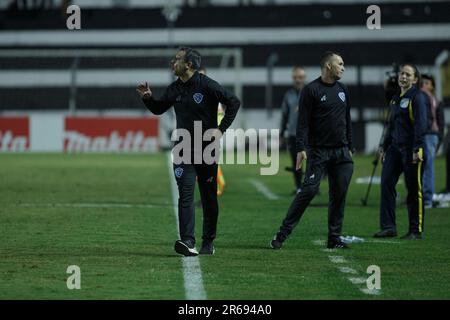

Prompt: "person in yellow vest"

[199,67,226,197]
[217,102,226,196]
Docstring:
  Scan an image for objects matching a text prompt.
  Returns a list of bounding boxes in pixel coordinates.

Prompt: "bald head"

[320,51,338,67]
[292,66,306,90]
[320,51,345,81]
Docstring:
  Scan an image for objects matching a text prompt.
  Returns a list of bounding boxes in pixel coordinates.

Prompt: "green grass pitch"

[0,152,449,299]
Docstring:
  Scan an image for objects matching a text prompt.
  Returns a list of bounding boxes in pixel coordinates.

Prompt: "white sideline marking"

[17,203,163,209]
[166,152,206,300]
[249,179,279,200]
[312,240,325,246]
[312,238,401,246]
[329,256,347,264]
[348,277,367,285]
[313,239,383,296]
[338,267,358,274]
[367,239,402,244]
[360,288,382,296]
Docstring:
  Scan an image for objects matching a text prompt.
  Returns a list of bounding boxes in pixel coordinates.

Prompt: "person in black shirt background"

[270,51,354,250]
[136,47,240,256]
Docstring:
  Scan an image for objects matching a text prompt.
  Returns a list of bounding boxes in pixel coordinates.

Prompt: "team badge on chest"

[174,167,183,178]
[400,98,410,109]
[338,92,346,102]
[193,93,204,104]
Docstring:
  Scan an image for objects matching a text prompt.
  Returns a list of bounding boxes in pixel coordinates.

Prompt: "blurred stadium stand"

[0,0,449,152]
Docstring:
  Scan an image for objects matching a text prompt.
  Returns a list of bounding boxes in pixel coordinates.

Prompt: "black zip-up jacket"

[142,71,240,141]
[296,77,353,152]
[382,86,427,153]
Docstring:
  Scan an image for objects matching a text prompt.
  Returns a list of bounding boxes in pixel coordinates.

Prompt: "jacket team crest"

[193,93,203,104]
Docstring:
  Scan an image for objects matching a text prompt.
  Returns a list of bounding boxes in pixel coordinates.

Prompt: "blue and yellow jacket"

[382,86,428,153]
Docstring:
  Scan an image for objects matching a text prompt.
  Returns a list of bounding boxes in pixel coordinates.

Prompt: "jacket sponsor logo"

[338,92,346,102]
[193,93,204,104]
[320,94,327,102]
[400,98,410,109]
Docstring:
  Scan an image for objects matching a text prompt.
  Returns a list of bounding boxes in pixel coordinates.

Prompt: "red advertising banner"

[64,117,159,152]
[0,117,30,152]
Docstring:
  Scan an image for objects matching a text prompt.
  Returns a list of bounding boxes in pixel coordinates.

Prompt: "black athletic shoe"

[270,233,285,250]
[174,240,199,256]
[400,233,422,240]
[373,229,397,238]
[327,238,349,249]
[199,241,215,255]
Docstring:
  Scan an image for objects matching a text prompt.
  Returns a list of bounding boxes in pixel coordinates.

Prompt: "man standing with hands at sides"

[280,66,307,194]
[270,52,354,250]
[136,47,240,256]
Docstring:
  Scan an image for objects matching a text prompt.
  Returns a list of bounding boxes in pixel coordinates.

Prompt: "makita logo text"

[0,131,29,152]
[64,131,157,152]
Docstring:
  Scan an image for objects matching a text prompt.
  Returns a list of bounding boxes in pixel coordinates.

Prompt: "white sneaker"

[174,240,199,256]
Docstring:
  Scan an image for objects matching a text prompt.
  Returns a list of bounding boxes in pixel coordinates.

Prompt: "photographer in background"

[384,64,401,105]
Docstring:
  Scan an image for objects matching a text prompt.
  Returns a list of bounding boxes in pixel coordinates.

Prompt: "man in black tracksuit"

[136,47,240,256]
[270,52,354,249]
[374,64,427,239]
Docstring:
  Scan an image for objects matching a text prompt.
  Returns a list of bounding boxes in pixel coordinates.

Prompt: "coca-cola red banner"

[0,117,30,152]
[64,117,159,152]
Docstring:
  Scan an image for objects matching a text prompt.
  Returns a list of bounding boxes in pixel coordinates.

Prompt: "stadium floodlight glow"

[162,0,182,54]
[435,49,449,101]
[162,2,181,23]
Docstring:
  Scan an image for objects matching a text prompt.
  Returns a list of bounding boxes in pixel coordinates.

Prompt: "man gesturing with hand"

[270,51,354,250]
[137,47,240,256]
[136,82,151,98]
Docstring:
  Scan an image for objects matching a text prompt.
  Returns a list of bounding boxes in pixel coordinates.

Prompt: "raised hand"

[136,82,152,98]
